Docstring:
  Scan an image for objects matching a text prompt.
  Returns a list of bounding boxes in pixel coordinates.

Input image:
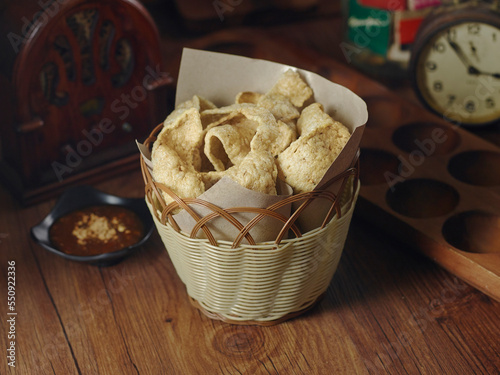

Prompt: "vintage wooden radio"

[0,0,172,204]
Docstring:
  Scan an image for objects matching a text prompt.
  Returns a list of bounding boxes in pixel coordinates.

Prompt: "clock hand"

[478,71,500,79]
[445,38,498,77]
[469,41,480,62]
[468,66,480,75]
[446,37,477,72]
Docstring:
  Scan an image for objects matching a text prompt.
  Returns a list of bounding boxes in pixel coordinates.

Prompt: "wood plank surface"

[1,7,500,375]
[1,168,500,374]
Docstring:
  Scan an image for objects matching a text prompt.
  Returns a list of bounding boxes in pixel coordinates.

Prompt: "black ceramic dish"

[31,185,154,267]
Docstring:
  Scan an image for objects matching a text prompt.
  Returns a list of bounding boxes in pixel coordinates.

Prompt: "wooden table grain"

[2,7,500,374]
[0,170,500,375]
[2,169,500,374]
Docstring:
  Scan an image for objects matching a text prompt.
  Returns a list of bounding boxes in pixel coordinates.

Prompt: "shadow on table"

[303,215,459,318]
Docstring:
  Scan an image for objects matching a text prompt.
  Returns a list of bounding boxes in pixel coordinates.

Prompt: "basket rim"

[145,182,360,250]
[140,123,360,248]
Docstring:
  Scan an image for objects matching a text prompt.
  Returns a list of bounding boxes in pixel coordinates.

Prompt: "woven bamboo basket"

[140,124,360,325]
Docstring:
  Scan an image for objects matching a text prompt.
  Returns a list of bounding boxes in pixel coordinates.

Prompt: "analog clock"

[410,2,500,126]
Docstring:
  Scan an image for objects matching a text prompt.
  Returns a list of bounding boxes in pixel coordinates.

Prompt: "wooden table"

[2,8,500,375]
[2,167,500,374]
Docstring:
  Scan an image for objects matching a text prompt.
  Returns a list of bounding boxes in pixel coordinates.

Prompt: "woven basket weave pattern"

[147,195,358,322]
[141,125,360,324]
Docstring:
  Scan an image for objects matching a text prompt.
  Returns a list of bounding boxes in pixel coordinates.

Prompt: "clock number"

[465,100,476,113]
[486,97,495,108]
[468,24,480,35]
[447,95,456,105]
[433,42,446,53]
[433,81,443,92]
[426,61,437,71]
[493,33,497,42]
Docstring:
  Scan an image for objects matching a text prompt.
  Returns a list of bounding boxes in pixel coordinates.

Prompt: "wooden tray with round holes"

[356,93,500,302]
[188,29,500,302]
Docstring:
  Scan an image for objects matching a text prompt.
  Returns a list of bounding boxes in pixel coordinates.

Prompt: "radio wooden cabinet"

[0,0,172,204]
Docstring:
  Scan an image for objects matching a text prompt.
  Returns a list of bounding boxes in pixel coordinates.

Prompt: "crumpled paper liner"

[138,48,367,243]
[138,140,293,243]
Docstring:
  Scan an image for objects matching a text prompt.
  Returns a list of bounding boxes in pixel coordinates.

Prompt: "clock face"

[415,20,500,125]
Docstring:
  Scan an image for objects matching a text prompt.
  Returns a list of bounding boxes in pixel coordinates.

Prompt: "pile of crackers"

[151,70,350,205]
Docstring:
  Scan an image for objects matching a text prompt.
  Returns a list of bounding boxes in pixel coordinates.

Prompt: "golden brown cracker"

[204,124,253,171]
[296,102,332,136]
[266,69,313,108]
[277,107,350,194]
[257,93,300,123]
[235,91,262,104]
[154,107,204,170]
[176,95,217,111]
[152,144,205,207]
[225,150,278,195]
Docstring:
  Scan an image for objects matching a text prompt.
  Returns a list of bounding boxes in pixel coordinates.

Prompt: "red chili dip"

[49,205,144,256]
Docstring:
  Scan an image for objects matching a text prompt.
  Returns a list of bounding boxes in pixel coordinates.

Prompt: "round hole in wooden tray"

[442,211,500,254]
[448,150,500,187]
[360,148,400,186]
[386,179,460,219]
[392,122,460,156]
[364,97,405,128]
